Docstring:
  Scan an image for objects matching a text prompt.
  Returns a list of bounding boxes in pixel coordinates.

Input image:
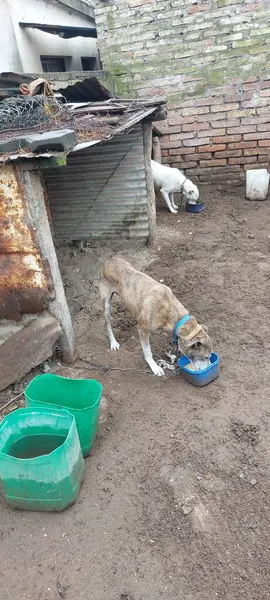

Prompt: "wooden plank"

[0,312,61,391]
[23,169,75,364]
[109,98,166,106]
[152,135,161,163]
[143,122,156,246]
[153,125,163,137]
[71,105,126,114]
[116,107,156,134]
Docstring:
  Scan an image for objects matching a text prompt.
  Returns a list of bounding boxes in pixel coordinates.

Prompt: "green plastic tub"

[25,374,102,457]
[0,408,84,512]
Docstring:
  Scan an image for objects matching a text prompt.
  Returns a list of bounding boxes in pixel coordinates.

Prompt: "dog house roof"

[0,96,166,163]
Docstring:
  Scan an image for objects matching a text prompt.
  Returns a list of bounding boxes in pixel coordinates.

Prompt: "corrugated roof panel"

[58,77,111,102]
[44,125,149,241]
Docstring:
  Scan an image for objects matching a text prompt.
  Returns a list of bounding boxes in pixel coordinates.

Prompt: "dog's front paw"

[110,340,120,351]
[170,208,178,214]
[151,363,165,377]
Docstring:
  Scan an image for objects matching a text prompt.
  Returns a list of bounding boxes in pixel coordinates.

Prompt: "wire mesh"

[0,95,66,132]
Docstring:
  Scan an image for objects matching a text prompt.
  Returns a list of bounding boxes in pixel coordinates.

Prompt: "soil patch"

[0,188,269,600]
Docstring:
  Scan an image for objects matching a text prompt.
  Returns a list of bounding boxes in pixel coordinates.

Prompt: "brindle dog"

[99,257,212,376]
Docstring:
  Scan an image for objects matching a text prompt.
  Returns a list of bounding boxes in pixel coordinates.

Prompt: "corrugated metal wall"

[44,124,149,241]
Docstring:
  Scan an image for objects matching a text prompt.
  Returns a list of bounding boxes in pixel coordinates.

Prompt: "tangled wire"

[0,95,66,133]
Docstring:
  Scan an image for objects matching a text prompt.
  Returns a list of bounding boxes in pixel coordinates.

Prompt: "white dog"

[151,159,199,214]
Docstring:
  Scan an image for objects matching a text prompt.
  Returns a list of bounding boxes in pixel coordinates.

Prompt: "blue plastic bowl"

[186,202,205,213]
[177,352,220,386]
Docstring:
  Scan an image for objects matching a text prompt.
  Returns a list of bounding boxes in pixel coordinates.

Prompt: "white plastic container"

[246,169,269,201]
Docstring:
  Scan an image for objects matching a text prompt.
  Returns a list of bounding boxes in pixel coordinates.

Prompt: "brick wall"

[160,79,270,185]
[94,0,270,185]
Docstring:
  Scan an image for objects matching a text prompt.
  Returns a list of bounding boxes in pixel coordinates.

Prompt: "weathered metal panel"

[44,125,149,241]
[0,164,47,320]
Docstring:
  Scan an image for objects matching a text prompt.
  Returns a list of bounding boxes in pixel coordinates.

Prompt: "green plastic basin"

[0,408,84,512]
[24,374,102,457]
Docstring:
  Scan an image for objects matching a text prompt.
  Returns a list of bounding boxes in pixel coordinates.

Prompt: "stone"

[182,504,193,515]
[99,396,109,423]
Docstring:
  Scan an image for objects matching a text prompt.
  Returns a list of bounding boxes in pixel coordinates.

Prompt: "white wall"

[0,0,98,73]
[0,0,22,71]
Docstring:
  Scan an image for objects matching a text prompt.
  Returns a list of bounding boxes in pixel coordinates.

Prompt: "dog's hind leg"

[137,327,164,377]
[99,280,120,351]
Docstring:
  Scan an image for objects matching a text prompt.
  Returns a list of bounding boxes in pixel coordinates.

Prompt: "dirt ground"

[1,189,270,600]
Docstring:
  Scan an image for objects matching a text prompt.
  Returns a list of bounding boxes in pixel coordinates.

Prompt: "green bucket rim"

[0,407,77,463]
[24,373,103,412]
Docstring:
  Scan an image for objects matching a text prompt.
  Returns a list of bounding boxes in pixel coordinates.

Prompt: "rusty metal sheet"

[0,164,47,320]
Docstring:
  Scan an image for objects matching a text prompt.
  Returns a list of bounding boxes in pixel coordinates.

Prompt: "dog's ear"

[185,337,200,347]
[184,326,209,346]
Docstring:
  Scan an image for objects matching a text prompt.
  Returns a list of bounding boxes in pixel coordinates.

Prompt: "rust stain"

[0,164,47,320]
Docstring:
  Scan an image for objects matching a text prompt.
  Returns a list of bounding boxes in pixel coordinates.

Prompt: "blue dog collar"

[173,314,191,345]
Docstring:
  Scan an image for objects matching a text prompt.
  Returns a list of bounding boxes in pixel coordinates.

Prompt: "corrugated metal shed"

[44,124,149,240]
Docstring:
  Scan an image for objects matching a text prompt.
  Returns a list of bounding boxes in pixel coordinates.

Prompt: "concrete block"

[0,137,29,153]
[0,130,76,155]
[24,129,77,152]
[0,312,61,391]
